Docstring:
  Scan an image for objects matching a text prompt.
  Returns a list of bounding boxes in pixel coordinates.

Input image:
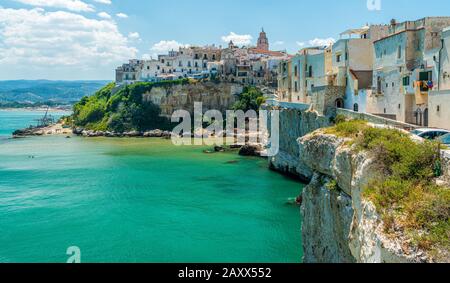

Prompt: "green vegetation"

[73,79,190,132]
[326,180,338,191]
[327,120,449,257]
[232,86,266,112]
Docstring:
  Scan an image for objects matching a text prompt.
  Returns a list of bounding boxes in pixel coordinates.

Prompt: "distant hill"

[0,80,111,104]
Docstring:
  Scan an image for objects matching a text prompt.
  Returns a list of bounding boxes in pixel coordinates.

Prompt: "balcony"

[415,80,434,93]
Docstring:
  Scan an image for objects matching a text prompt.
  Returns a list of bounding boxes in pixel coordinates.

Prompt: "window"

[336,54,342,63]
[353,103,359,112]
[294,66,298,77]
[309,66,313,77]
[397,46,402,59]
[294,81,298,92]
[377,76,382,93]
[437,105,440,112]
[402,76,410,86]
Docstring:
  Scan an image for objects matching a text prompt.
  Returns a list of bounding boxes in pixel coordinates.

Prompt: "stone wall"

[429,90,450,130]
[337,108,418,130]
[310,86,345,116]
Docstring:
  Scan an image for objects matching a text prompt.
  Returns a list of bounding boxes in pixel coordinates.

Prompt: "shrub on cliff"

[232,86,265,112]
[73,80,189,132]
[326,120,449,258]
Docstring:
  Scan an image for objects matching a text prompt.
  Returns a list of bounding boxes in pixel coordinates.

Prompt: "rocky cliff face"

[268,108,330,181]
[298,131,431,263]
[143,82,242,117]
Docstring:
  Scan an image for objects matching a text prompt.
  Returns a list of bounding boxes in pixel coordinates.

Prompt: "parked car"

[437,133,450,145]
[410,128,450,140]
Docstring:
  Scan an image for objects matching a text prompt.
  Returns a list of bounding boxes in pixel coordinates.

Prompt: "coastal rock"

[298,129,435,263]
[73,128,84,135]
[238,144,263,157]
[298,132,347,177]
[301,173,355,263]
[349,201,430,263]
[143,129,163,137]
[267,107,330,180]
[269,150,313,182]
[214,146,225,152]
[124,131,141,137]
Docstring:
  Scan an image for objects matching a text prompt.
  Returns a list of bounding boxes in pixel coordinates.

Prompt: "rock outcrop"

[238,144,263,157]
[298,130,432,263]
[143,82,242,117]
[73,128,172,138]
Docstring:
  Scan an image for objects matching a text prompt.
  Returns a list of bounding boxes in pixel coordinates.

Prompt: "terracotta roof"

[248,48,286,57]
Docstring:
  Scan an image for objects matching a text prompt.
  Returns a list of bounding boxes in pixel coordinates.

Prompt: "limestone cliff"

[298,130,433,263]
[268,108,330,181]
[143,82,242,117]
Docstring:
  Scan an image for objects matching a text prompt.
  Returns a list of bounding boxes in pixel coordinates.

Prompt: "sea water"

[0,110,303,263]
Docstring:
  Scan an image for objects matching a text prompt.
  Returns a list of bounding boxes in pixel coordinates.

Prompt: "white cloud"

[97,11,111,19]
[13,0,95,12]
[296,38,335,49]
[0,8,137,68]
[274,41,284,46]
[308,37,335,47]
[93,0,111,4]
[116,12,128,18]
[221,32,252,46]
[128,32,140,40]
[150,40,188,54]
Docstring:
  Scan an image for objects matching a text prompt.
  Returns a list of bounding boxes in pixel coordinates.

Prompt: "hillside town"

[115,29,289,88]
[116,17,450,130]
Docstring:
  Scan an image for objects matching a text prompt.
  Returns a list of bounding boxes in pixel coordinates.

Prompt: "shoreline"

[12,123,72,137]
[0,107,72,112]
[13,124,267,157]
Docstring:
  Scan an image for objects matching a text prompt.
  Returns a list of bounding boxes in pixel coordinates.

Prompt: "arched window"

[335,98,344,108]
[353,103,359,112]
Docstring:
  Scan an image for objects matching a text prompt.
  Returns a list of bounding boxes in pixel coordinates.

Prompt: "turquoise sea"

[0,110,303,263]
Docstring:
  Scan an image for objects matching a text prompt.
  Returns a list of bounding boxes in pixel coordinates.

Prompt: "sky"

[0,0,449,80]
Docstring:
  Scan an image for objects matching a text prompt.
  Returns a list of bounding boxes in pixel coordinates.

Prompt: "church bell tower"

[257,28,269,51]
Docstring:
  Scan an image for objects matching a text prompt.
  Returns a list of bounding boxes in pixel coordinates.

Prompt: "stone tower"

[257,28,269,51]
